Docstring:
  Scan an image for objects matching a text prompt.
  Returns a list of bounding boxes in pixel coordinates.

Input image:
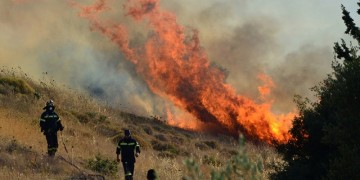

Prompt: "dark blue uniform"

[40,109,63,156]
[116,137,140,179]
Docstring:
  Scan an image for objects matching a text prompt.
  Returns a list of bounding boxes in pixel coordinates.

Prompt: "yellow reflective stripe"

[120,143,127,145]
[117,146,121,149]
[128,143,135,145]
[40,119,46,122]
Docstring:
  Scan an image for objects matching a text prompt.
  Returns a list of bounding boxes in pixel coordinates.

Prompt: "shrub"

[143,126,153,135]
[0,77,35,94]
[158,151,177,159]
[95,124,118,137]
[5,139,20,154]
[97,115,107,123]
[183,137,264,180]
[87,154,118,175]
[203,141,218,149]
[151,140,180,156]
[154,134,168,141]
[195,142,209,151]
[170,135,185,145]
[203,155,222,167]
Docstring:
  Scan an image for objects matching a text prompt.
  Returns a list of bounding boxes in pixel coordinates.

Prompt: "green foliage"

[73,111,108,124]
[203,155,222,167]
[0,77,35,94]
[272,2,360,179]
[86,154,118,175]
[183,137,264,180]
[151,140,180,157]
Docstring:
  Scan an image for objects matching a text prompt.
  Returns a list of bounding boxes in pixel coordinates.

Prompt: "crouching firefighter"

[116,129,140,180]
[39,100,64,157]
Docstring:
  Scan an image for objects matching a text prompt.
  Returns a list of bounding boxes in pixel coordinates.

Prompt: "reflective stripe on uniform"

[40,119,46,122]
[48,147,57,151]
[120,142,136,146]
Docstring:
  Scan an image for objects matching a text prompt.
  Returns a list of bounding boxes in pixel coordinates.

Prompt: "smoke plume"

[1,0,338,142]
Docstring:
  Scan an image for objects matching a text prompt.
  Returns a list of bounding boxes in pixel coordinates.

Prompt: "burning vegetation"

[71,0,295,143]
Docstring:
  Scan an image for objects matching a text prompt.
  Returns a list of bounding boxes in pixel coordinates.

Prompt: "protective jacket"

[116,137,140,163]
[40,110,63,134]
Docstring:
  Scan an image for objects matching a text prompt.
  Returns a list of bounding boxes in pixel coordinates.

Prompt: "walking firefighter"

[39,100,64,157]
[116,129,141,180]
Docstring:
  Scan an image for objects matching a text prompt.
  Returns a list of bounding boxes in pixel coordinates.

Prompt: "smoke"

[0,0,169,115]
[0,0,339,139]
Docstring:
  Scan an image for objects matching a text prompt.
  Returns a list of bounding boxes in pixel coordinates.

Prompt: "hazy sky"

[0,0,358,116]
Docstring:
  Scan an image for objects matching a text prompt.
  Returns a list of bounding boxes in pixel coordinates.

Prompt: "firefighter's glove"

[135,152,139,157]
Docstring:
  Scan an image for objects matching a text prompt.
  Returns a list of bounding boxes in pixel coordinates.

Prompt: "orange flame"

[257,73,275,100]
[74,0,295,143]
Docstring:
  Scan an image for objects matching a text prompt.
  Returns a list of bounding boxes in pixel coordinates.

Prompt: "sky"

[0,0,358,117]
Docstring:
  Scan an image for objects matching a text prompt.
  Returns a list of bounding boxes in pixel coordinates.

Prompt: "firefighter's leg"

[45,133,53,156]
[128,162,135,178]
[47,133,57,157]
[122,162,132,180]
[53,133,58,155]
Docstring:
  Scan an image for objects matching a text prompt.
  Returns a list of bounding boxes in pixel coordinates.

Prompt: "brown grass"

[0,68,282,179]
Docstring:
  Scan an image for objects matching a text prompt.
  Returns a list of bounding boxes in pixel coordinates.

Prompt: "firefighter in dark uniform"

[116,129,140,180]
[39,100,64,157]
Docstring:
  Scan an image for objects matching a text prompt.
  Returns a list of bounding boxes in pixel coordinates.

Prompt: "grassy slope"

[0,68,281,179]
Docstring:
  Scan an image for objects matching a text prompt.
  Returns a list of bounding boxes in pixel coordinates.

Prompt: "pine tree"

[272,2,360,179]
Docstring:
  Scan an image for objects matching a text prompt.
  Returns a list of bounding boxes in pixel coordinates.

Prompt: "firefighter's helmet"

[124,129,131,136]
[43,99,55,111]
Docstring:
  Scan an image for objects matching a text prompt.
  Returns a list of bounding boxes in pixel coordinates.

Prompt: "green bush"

[203,155,222,167]
[87,154,118,175]
[151,140,180,156]
[272,3,360,179]
[183,137,264,180]
[0,77,35,94]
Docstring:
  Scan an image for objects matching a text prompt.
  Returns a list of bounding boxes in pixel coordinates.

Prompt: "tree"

[272,2,360,180]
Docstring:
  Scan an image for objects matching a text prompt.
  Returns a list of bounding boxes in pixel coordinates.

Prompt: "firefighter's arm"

[39,114,46,133]
[57,118,64,131]
[116,142,121,162]
[135,141,140,157]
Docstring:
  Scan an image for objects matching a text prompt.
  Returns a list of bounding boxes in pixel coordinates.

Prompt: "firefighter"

[39,100,64,157]
[116,129,140,180]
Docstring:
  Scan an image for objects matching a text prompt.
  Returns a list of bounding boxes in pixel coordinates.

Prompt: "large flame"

[73,0,295,143]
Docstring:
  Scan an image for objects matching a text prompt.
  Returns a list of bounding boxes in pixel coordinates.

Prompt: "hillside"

[0,67,281,179]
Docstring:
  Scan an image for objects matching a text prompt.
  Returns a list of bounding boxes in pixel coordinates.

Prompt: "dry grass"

[0,68,282,179]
